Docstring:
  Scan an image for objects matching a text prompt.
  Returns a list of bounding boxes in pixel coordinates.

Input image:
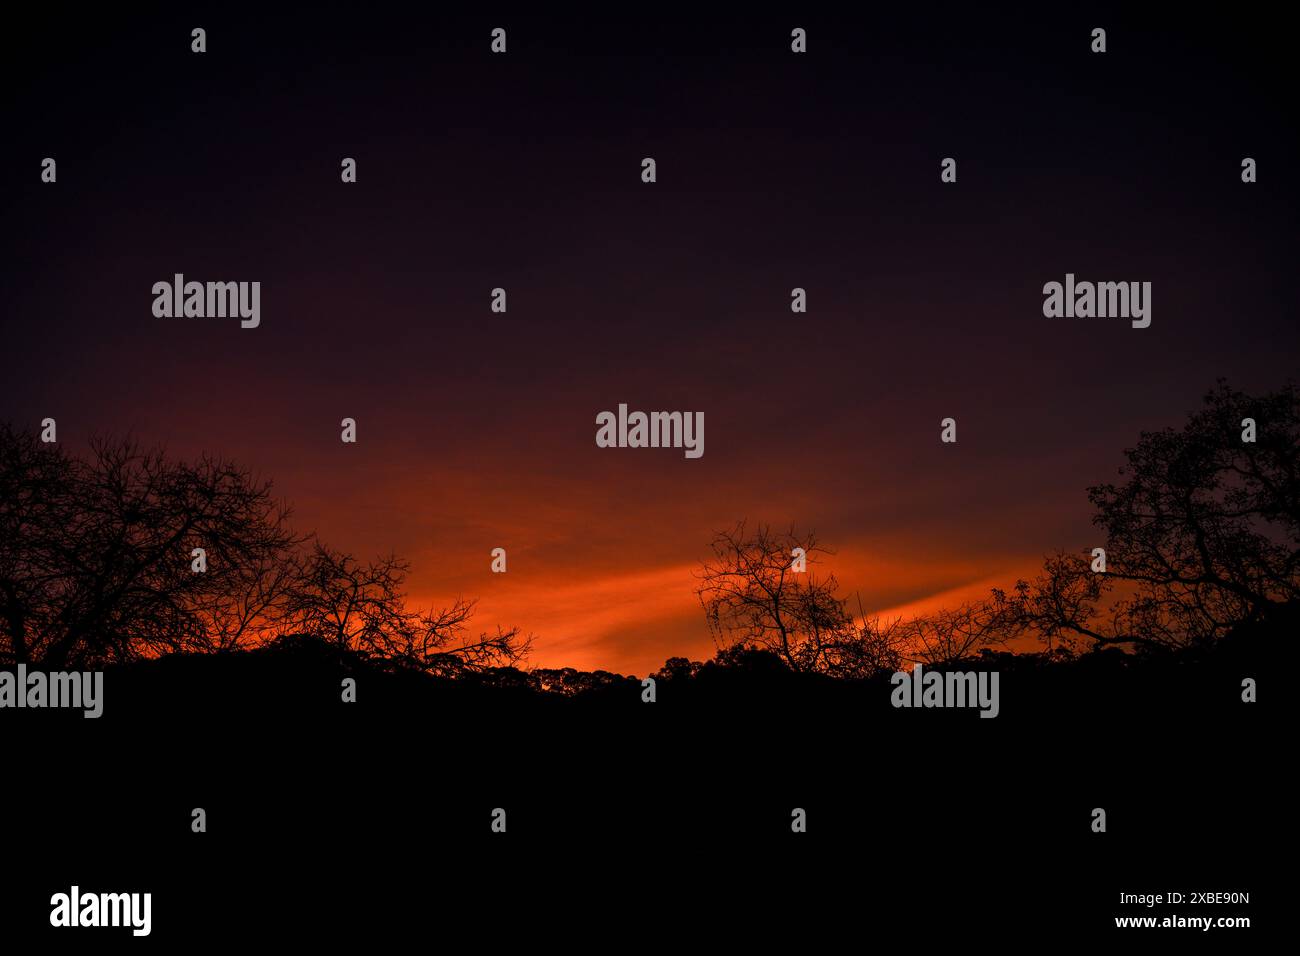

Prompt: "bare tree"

[404,598,532,676]
[281,544,417,654]
[827,605,910,677]
[0,426,531,674]
[900,600,1010,666]
[194,550,302,652]
[281,543,531,674]
[0,430,299,667]
[0,424,73,664]
[696,522,855,673]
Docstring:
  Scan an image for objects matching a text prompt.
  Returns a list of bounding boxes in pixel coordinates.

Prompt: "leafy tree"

[998,381,1300,650]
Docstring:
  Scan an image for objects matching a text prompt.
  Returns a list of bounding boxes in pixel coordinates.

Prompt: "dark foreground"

[2,629,1282,948]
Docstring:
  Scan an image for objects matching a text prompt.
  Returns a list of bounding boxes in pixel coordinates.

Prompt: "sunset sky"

[3,10,1295,674]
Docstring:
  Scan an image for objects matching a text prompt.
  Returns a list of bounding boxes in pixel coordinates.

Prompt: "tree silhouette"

[195,548,302,652]
[696,522,854,673]
[824,613,910,677]
[696,524,926,677]
[897,601,1008,666]
[0,428,298,666]
[282,544,419,655]
[0,426,529,672]
[998,381,1300,650]
[404,599,532,677]
[0,424,70,664]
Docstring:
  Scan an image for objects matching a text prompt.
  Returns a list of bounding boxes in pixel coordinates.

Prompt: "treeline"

[86,620,1279,719]
[2,380,1296,678]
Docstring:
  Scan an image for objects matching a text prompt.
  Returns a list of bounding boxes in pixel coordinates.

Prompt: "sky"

[3,9,1296,674]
